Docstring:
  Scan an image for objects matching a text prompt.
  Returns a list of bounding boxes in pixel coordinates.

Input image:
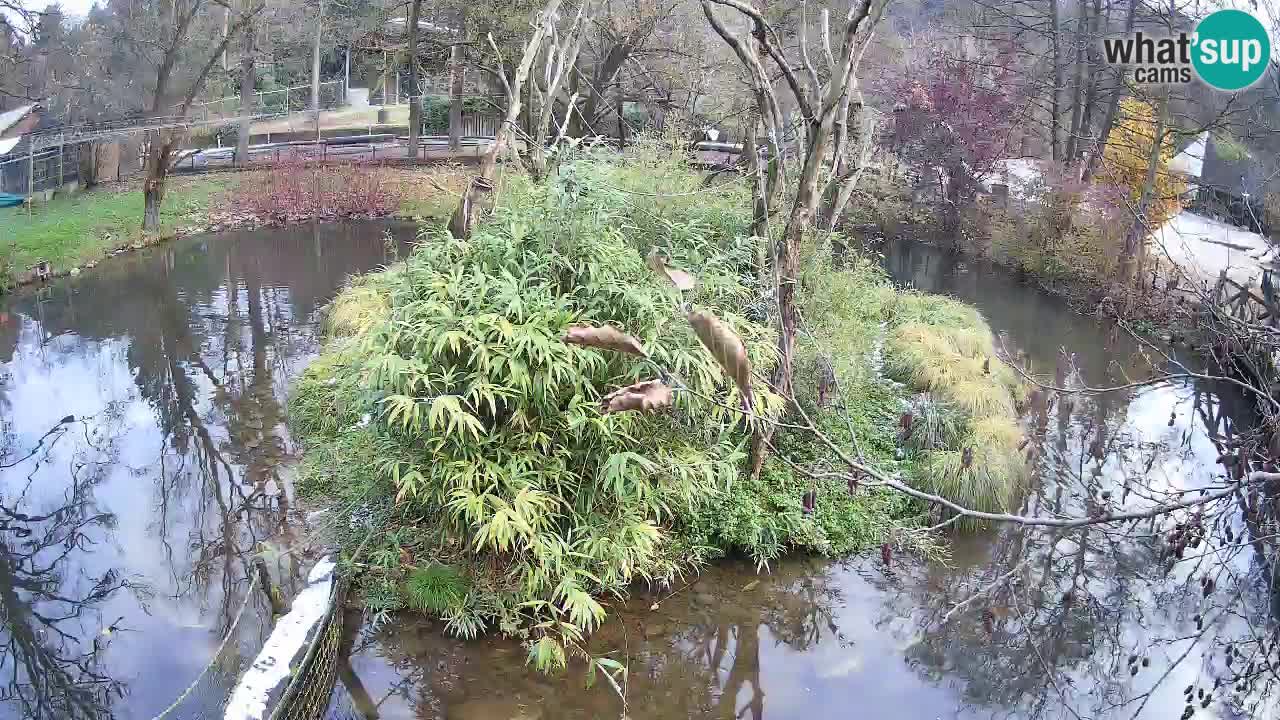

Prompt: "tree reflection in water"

[0,222,413,719]
[0,412,141,720]
[888,374,1278,720]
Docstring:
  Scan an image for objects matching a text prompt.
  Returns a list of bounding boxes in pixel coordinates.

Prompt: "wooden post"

[253,557,289,616]
[616,86,626,150]
[382,51,390,106]
[27,142,34,199]
[57,136,65,189]
[448,43,464,152]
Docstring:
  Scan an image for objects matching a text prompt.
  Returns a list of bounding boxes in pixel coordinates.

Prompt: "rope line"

[151,502,376,720]
[147,571,260,720]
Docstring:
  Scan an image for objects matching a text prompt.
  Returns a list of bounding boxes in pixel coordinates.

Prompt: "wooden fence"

[1212,271,1274,325]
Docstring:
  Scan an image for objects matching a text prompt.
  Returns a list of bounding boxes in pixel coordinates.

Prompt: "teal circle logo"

[1192,9,1271,91]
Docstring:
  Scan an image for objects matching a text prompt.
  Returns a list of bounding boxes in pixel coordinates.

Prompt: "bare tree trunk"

[1081,0,1136,184]
[1064,0,1087,164]
[143,132,175,232]
[406,0,422,159]
[1118,97,1166,283]
[521,73,533,139]
[615,84,626,149]
[699,2,789,198]
[449,43,464,151]
[143,1,263,231]
[1078,0,1103,153]
[528,2,589,180]
[381,51,389,106]
[823,111,877,229]
[942,164,963,238]
[578,45,632,136]
[1049,0,1062,163]
[742,105,769,240]
[235,14,255,167]
[222,6,230,71]
[311,0,323,116]
[451,0,564,238]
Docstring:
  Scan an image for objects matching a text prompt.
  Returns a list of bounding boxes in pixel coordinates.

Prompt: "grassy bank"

[289,140,1028,670]
[0,174,237,282]
[0,164,468,288]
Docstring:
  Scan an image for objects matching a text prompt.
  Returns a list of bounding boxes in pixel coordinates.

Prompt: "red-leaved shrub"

[238,159,403,223]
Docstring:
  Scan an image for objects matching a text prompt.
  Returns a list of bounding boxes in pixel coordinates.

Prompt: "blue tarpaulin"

[0,193,23,208]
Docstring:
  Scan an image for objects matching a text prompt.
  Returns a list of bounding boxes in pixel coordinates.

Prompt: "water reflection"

[0,220,415,720]
[335,240,1276,720]
[0,417,133,720]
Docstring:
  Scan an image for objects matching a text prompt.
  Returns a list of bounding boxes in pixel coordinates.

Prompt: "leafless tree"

[449,0,593,237]
[139,0,267,231]
[697,0,885,476]
[235,0,258,167]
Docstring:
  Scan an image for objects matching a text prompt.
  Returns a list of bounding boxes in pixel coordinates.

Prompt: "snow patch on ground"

[1151,211,1272,287]
[223,556,336,720]
[984,158,1047,200]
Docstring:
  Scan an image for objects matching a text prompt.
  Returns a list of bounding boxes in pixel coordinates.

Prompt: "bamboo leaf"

[686,309,754,408]
[562,325,649,357]
[600,379,673,415]
[646,248,697,291]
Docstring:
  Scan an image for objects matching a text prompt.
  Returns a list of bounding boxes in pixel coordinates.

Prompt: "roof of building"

[1168,131,1206,178]
[0,104,37,136]
[1200,133,1280,199]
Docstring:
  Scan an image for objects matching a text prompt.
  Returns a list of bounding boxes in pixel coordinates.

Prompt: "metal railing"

[0,86,515,198]
[186,80,347,124]
[6,80,349,155]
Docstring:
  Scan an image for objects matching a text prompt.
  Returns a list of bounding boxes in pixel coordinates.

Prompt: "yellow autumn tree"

[1099,98,1186,228]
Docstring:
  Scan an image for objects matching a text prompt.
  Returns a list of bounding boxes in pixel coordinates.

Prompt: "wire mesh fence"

[0,140,82,196]
[188,80,349,124]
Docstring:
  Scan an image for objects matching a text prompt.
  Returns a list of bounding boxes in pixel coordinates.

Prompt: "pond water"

[1,226,1272,720]
[0,220,416,720]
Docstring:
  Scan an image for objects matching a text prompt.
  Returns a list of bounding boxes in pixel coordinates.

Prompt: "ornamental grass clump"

[882,292,1029,522]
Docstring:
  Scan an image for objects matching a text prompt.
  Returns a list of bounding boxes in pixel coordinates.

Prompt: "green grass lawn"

[395,190,456,221]
[382,166,468,222]
[0,165,464,287]
[0,174,236,281]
